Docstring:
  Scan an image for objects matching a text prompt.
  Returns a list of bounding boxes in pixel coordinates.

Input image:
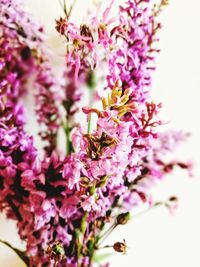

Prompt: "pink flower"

[63,156,83,189]
[81,195,98,212]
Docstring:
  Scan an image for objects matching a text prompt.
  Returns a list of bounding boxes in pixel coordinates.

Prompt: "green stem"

[62,118,73,155]
[87,114,92,134]
[58,0,77,18]
[63,0,67,15]
[74,229,81,267]
[130,201,164,220]
[87,90,93,134]
[97,245,112,250]
[65,120,71,155]
[68,0,77,18]
[76,211,88,267]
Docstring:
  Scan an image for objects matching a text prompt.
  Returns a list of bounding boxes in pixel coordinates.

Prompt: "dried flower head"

[113,239,127,254]
[116,212,131,225]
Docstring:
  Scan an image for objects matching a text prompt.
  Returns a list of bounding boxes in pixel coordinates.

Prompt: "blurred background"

[0,0,200,266]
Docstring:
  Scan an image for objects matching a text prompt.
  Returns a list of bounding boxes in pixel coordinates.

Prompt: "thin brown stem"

[97,224,116,247]
[68,0,77,19]
[58,0,77,18]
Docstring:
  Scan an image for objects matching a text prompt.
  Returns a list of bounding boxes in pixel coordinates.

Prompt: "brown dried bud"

[113,239,127,254]
[168,196,178,202]
[162,0,169,6]
[80,24,93,41]
[116,212,130,225]
[55,17,67,35]
[165,196,179,214]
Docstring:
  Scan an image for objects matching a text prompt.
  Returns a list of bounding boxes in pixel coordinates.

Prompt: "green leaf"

[0,240,29,266]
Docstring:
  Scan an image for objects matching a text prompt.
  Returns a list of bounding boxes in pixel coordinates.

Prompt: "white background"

[0,0,200,266]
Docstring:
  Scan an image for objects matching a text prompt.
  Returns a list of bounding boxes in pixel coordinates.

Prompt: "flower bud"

[116,212,130,225]
[113,239,127,254]
[165,196,179,214]
[168,196,178,202]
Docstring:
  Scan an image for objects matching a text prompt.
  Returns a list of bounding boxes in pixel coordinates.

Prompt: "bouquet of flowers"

[0,0,191,266]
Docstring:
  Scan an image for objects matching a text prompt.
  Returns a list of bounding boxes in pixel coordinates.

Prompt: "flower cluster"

[0,0,61,155]
[0,0,190,267]
[106,0,166,101]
